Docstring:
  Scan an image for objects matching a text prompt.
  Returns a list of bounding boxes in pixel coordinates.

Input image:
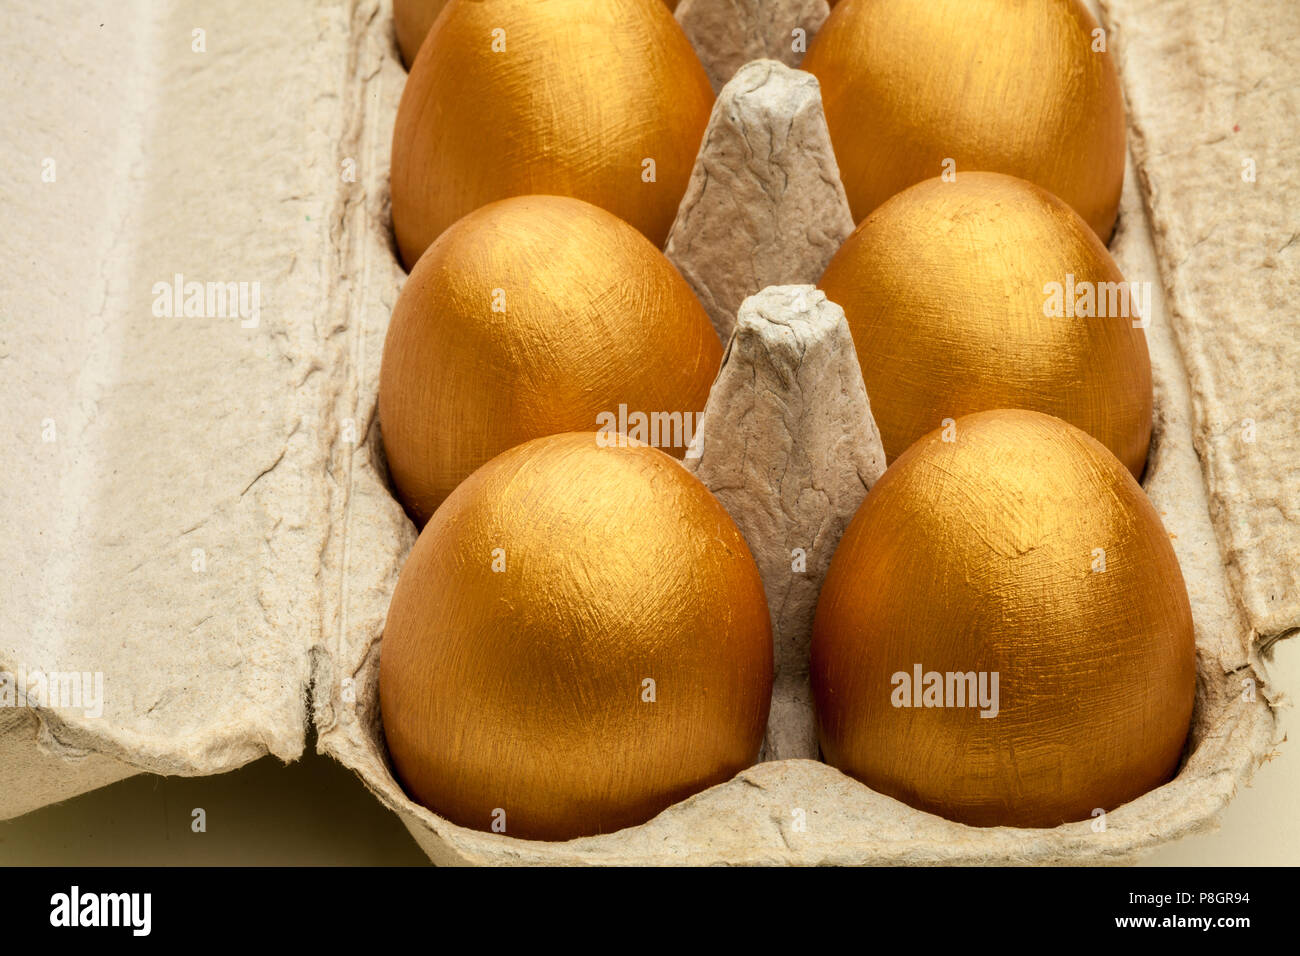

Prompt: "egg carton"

[0,0,1292,865]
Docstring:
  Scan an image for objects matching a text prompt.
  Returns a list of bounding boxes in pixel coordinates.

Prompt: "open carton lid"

[0,0,397,815]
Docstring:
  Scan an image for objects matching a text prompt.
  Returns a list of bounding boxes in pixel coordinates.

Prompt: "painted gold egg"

[804,0,1126,240]
[819,172,1152,478]
[812,409,1196,829]
[379,195,722,526]
[391,0,711,267]
[393,1,683,69]
[379,432,773,841]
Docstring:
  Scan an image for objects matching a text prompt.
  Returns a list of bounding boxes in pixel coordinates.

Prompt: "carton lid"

[0,0,395,814]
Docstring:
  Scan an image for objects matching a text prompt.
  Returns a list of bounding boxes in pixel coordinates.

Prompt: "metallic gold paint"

[379,195,722,527]
[379,432,774,841]
[812,409,1197,829]
[391,0,711,267]
[804,0,1126,240]
[819,172,1152,478]
[393,1,683,70]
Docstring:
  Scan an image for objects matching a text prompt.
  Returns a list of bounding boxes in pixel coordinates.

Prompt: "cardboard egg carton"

[1,0,1293,864]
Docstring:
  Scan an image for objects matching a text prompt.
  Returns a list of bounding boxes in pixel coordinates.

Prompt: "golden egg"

[379,432,773,841]
[819,172,1152,478]
[391,0,711,268]
[804,0,1126,239]
[379,195,722,526]
[812,409,1196,828]
[392,1,683,69]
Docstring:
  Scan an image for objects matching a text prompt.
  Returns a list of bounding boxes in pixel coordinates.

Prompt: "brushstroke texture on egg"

[819,172,1152,478]
[391,0,711,266]
[805,0,1125,239]
[380,433,773,841]
[812,409,1197,828]
[379,195,722,526]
